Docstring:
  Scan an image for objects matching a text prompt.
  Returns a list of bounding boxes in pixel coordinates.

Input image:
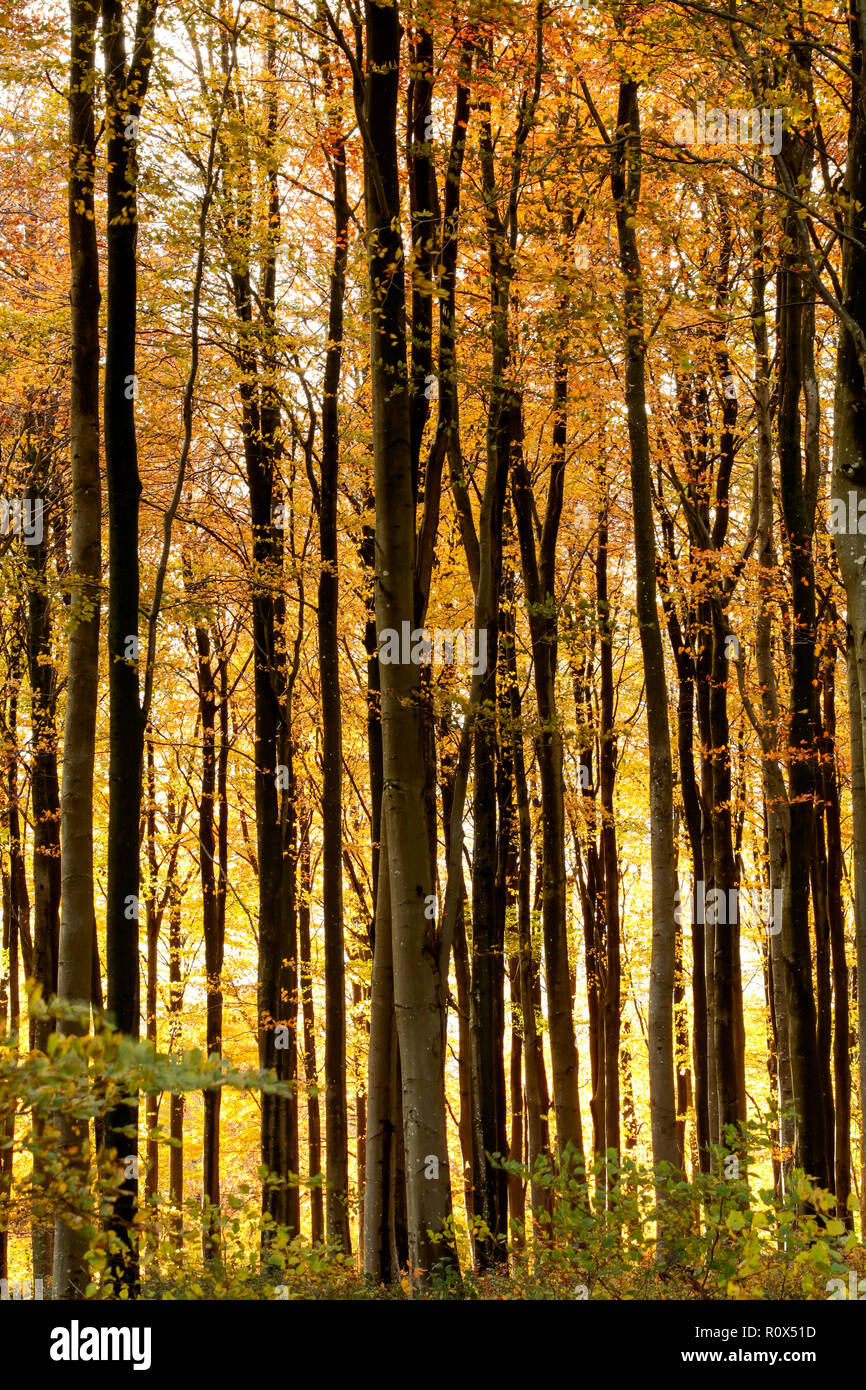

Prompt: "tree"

[358,0,456,1280]
[53,0,102,1299]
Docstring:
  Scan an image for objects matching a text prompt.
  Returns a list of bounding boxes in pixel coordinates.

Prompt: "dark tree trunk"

[144,736,159,1211]
[363,817,398,1280]
[574,659,604,1174]
[186,588,227,1259]
[597,498,621,1166]
[609,79,679,1176]
[822,646,851,1219]
[512,394,584,1166]
[439,716,475,1240]
[362,0,455,1279]
[24,441,61,1048]
[101,0,157,1289]
[55,0,102,1290]
[507,954,525,1247]
[23,433,61,1282]
[658,571,709,1171]
[832,0,866,1192]
[317,49,351,1249]
[298,810,324,1245]
[0,671,26,1283]
[470,598,507,1267]
[810,726,836,1191]
[776,151,830,1189]
[219,50,299,1237]
[166,827,184,1251]
[505,608,552,1225]
[709,607,743,1145]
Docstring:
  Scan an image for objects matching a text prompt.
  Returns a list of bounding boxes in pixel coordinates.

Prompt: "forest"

[1,0,866,1307]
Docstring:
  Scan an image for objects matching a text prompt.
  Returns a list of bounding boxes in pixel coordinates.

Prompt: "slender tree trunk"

[709,607,743,1145]
[507,954,525,1247]
[298,810,324,1246]
[0,677,25,1284]
[597,500,621,1166]
[317,47,351,1248]
[810,737,836,1188]
[186,588,225,1259]
[696,669,719,1153]
[831,13,866,1215]
[659,577,708,1171]
[276,720,301,1240]
[166,826,183,1251]
[776,164,829,1189]
[23,439,61,1282]
[512,395,583,1165]
[822,650,852,1221]
[24,446,61,1050]
[507,631,552,1225]
[439,716,475,1241]
[674,910,691,1173]
[363,815,398,1281]
[470,595,507,1265]
[609,80,679,1177]
[748,206,795,1187]
[144,737,159,1219]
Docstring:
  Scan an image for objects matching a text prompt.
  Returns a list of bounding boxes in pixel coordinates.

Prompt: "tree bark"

[776,147,829,1189]
[53,0,103,1300]
[317,23,351,1246]
[101,0,158,1289]
[362,0,456,1280]
[608,79,679,1177]
[298,810,324,1245]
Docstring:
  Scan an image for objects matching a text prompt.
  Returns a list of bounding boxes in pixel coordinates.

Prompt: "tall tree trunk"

[24,443,61,1049]
[776,150,829,1189]
[23,434,61,1282]
[469,598,507,1266]
[831,1,866,1216]
[512,401,583,1165]
[0,672,26,1284]
[186,588,226,1260]
[316,27,351,1246]
[506,120,582,1167]
[102,0,157,1289]
[574,661,604,1173]
[810,732,836,1189]
[696,669,719,1153]
[362,0,455,1280]
[507,954,525,1247]
[0,888,17,1283]
[439,714,475,1243]
[747,203,795,1187]
[144,736,159,1217]
[597,494,621,1166]
[166,809,184,1252]
[53,0,103,1300]
[608,79,679,1177]
[822,646,852,1221]
[298,811,324,1245]
[506,620,552,1225]
[363,819,398,1281]
[658,569,709,1171]
[276,718,301,1241]
[709,606,743,1146]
